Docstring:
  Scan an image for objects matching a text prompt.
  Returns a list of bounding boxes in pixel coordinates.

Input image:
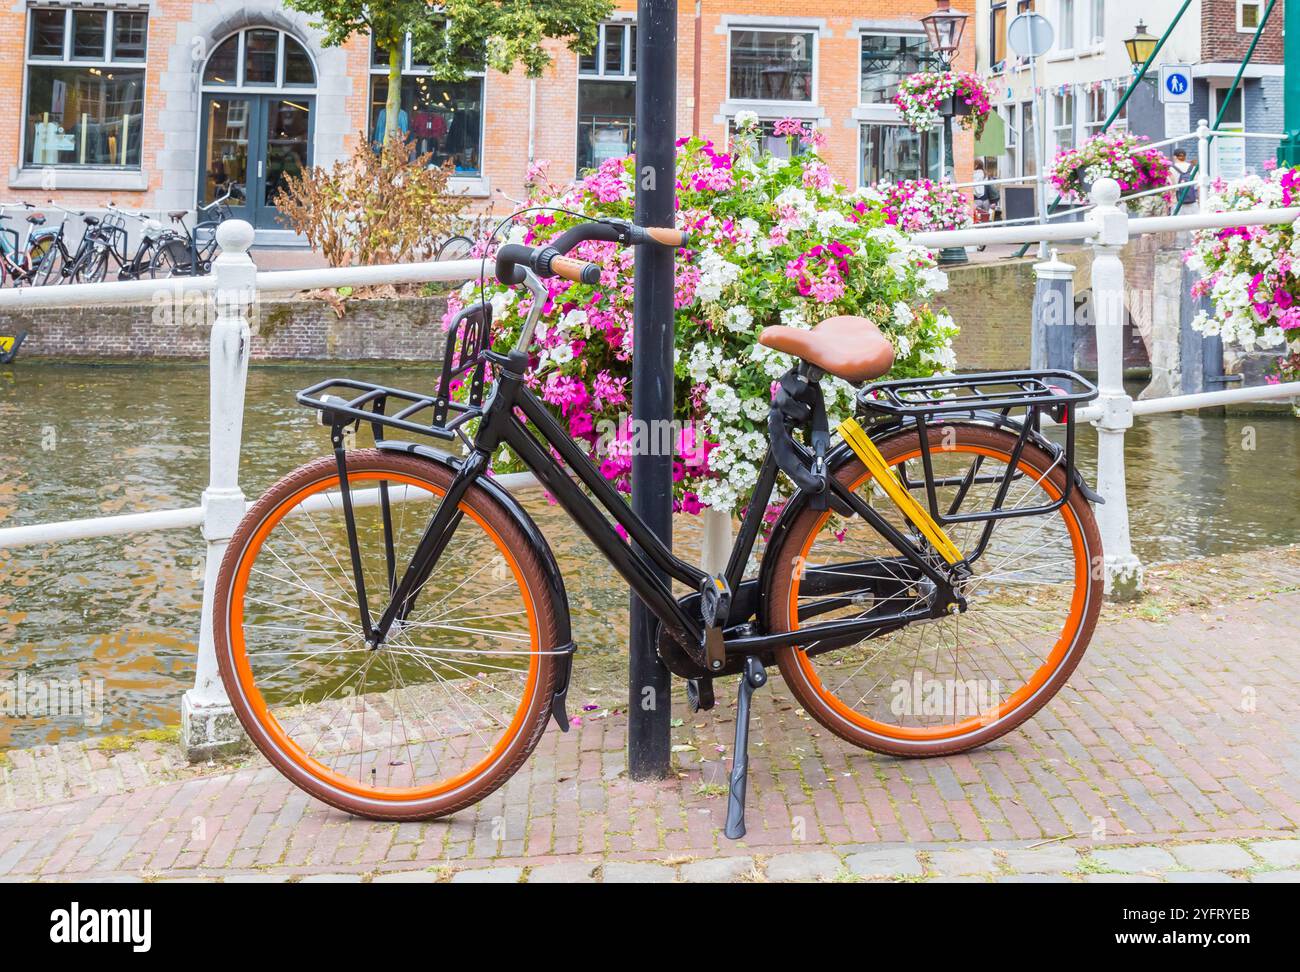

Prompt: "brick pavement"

[1,553,1298,883]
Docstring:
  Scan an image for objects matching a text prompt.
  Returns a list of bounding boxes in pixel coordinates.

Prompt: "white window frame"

[201,28,317,92]
[579,21,637,80]
[367,30,488,193]
[1088,0,1105,47]
[857,29,932,107]
[1237,1,1264,32]
[725,25,819,107]
[1052,90,1076,154]
[20,6,149,173]
[1057,0,1076,53]
[577,21,637,176]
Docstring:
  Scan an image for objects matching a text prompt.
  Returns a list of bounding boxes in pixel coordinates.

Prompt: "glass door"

[200,93,313,229]
[258,96,313,229]
[202,95,255,223]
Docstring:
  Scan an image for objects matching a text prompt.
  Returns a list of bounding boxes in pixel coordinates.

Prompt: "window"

[728,28,815,103]
[369,32,484,177]
[201,29,316,88]
[23,7,147,168]
[990,3,1008,69]
[1058,0,1075,50]
[578,22,636,174]
[859,124,935,184]
[1084,87,1106,136]
[727,117,812,159]
[1052,92,1075,152]
[1088,0,1105,46]
[860,33,935,105]
[1238,1,1264,31]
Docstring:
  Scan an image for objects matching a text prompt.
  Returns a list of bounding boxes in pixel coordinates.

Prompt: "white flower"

[723,305,754,333]
[733,109,759,129]
[892,301,915,328]
[696,250,742,303]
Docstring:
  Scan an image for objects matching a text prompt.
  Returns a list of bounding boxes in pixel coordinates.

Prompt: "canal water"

[2,361,1299,749]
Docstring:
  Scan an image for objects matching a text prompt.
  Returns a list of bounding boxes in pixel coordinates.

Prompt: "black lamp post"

[920,1,969,180]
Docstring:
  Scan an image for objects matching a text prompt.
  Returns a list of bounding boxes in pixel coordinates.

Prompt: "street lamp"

[921,1,970,188]
[920,0,969,68]
[1124,20,1159,71]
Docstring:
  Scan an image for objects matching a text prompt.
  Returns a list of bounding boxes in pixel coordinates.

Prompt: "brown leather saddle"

[758,315,895,384]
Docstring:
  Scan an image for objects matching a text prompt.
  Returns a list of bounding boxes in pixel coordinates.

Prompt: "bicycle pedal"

[686,676,716,713]
[699,575,731,673]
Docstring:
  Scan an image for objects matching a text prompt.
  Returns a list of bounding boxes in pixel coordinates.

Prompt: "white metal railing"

[2,178,1299,750]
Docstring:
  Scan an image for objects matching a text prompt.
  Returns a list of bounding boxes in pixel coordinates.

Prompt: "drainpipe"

[528,78,537,164]
[692,0,702,136]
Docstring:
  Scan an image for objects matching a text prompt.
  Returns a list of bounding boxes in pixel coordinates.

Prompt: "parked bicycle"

[26,202,113,286]
[214,217,1103,836]
[0,202,60,287]
[149,193,232,278]
[52,204,164,284]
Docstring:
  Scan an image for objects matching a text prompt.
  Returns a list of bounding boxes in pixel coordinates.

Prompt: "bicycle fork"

[724,656,768,840]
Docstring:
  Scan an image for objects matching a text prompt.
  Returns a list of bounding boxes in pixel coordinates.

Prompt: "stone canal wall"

[5,294,454,363]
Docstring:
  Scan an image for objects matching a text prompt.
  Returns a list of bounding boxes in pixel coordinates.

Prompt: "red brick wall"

[1202,0,1284,63]
[0,2,974,215]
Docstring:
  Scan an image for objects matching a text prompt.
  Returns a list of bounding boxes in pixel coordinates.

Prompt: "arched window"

[202,28,316,89]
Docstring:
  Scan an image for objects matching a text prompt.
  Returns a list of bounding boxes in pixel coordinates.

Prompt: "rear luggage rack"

[297,301,494,442]
[854,370,1101,550]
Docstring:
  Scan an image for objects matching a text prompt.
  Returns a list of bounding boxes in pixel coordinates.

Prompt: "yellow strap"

[836,418,964,566]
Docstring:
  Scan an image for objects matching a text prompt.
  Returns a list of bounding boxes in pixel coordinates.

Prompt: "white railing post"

[1196,119,1211,208]
[1087,180,1144,599]
[181,219,256,760]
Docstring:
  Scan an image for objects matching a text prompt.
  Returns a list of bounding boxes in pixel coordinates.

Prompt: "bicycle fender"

[375,439,577,731]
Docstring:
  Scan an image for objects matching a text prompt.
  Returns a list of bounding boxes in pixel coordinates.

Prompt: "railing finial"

[1090,178,1122,208]
[215,218,255,257]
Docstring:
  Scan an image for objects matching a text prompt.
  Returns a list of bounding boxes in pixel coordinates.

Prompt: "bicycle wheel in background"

[149,237,193,278]
[765,423,1101,757]
[26,236,56,286]
[213,449,564,821]
[70,247,108,284]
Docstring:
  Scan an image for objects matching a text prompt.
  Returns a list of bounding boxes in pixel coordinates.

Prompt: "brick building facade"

[0,1,974,244]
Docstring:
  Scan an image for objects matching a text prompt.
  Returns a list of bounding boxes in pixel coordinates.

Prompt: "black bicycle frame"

[340,346,960,664]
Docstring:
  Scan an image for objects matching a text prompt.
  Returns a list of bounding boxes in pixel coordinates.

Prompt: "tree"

[285,0,615,146]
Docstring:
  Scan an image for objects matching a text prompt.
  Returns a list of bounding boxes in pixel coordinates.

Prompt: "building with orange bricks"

[0,2,974,244]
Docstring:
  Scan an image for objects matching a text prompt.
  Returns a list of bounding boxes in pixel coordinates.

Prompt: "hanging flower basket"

[894,71,993,136]
[444,116,961,516]
[1184,165,1300,401]
[1048,131,1173,215]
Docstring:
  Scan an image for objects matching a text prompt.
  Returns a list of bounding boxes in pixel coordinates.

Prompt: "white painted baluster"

[1195,119,1211,211]
[182,219,256,760]
[1087,180,1144,599]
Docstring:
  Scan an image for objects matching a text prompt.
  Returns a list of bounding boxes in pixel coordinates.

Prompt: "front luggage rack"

[853,370,1100,544]
[296,300,494,442]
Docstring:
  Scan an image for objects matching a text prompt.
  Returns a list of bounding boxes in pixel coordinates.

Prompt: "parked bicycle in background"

[0,202,60,288]
[149,193,232,279]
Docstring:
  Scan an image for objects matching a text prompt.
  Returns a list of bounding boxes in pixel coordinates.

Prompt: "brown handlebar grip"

[645,226,689,247]
[550,255,601,285]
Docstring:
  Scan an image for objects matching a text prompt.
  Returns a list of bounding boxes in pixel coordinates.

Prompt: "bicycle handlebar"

[494,219,688,288]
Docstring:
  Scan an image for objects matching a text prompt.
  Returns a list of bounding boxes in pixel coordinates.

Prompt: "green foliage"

[283,0,613,80]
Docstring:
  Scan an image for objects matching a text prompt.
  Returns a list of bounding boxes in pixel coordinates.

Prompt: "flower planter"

[938,96,973,118]
[938,246,969,265]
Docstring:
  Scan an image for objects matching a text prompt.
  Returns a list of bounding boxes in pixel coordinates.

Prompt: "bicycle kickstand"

[724,655,768,840]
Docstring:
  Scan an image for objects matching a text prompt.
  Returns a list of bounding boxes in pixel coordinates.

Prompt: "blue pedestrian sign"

[1159,65,1193,104]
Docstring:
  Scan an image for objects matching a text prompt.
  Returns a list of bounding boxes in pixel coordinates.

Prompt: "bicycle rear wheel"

[214,450,564,820]
[149,237,193,278]
[764,423,1101,757]
[72,248,108,284]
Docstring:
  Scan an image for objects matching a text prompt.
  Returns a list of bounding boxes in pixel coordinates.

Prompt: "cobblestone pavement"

[1,550,1298,883]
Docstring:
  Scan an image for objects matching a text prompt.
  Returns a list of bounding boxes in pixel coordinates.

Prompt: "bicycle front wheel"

[214,449,563,820]
[764,422,1101,757]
